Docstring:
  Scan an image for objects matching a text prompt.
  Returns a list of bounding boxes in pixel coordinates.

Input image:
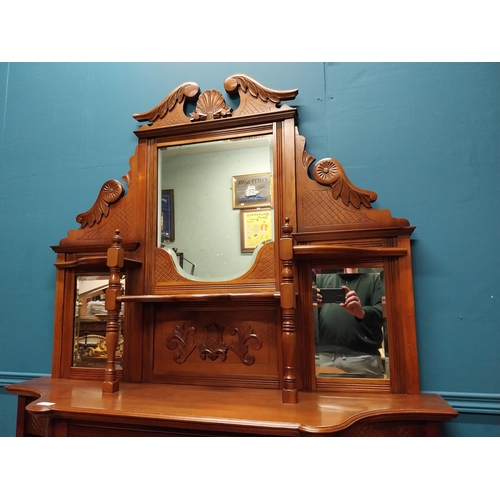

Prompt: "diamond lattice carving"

[155,249,185,283]
[243,243,275,280]
[340,422,425,437]
[77,202,133,241]
[302,188,373,227]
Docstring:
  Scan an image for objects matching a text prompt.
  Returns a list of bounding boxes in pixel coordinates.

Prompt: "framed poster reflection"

[240,208,272,253]
[232,173,271,209]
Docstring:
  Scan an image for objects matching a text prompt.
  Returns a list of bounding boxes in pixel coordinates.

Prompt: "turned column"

[280,218,297,403]
[102,229,124,393]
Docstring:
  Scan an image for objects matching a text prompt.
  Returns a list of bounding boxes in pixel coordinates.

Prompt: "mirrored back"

[72,274,125,369]
[313,267,388,379]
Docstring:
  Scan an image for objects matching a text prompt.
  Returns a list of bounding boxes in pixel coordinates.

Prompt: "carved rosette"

[76,179,124,228]
[190,89,232,121]
[166,324,197,363]
[312,158,377,209]
[228,323,262,366]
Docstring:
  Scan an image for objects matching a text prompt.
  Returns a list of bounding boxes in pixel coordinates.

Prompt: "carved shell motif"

[312,159,377,209]
[76,179,124,228]
[190,90,232,121]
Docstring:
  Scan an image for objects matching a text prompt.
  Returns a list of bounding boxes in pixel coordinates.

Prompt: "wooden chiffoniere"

[7,74,457,436]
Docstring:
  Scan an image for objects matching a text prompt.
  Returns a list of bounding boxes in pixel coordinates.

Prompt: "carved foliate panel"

[165,322,263,366]
[153,306,277,386]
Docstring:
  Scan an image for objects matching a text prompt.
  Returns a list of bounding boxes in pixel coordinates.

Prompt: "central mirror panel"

[313,267,389,380]
[157,134,273,281]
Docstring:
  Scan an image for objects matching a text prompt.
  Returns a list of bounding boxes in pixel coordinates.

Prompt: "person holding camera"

[314,268,385,376]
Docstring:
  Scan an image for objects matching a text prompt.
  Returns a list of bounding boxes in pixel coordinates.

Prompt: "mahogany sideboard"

[7,74,458,436]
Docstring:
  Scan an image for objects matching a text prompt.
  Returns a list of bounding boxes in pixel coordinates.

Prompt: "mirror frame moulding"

[291,233,419,395]
[71,273,126,374]
[150,127,277,293]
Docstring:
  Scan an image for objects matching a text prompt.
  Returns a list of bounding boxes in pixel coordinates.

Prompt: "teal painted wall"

[1,62,498,436]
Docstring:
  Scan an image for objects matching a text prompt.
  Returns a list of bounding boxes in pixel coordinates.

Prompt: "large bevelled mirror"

[157,134,273,281]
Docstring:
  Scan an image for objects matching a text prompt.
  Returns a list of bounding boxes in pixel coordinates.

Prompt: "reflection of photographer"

[314,268,385,376]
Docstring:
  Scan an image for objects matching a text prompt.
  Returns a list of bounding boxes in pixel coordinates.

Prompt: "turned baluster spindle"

[280,218,297,403]
[102,229,124,393]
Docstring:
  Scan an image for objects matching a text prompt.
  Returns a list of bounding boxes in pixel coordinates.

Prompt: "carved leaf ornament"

[312,159,377,209]
[152,83,199,122]
[166,324,197,364]
[76,180,124,228]
[133,82,200,124]
[226,75,281,104]
[224,74,298,104]
[229,323,262,366]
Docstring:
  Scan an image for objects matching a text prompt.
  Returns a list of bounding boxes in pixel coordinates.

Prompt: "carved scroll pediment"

[132,74,298,131]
